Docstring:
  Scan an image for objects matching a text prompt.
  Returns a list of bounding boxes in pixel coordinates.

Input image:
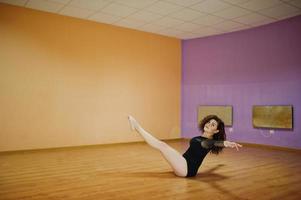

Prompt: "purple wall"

[181,15,301,149]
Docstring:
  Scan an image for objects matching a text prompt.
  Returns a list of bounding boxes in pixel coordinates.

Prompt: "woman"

[128,115,242,178]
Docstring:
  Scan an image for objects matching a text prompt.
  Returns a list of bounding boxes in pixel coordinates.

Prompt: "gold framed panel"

[252,105,293,129]
[198,105,233,126]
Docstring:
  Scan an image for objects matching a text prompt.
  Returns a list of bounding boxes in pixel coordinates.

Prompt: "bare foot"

[128,115,137,131]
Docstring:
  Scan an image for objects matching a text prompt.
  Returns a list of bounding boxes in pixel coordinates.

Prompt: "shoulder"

[200,139,215,149]
[191,136,203,142]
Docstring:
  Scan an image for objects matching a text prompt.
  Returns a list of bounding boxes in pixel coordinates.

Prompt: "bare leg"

[128,115,187,177]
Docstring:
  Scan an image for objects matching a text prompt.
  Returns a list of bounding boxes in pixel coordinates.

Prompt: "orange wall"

[0,4,181,152]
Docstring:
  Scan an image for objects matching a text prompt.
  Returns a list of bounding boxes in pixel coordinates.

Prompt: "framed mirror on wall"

[252,105,293,130]
[198,105,233,127]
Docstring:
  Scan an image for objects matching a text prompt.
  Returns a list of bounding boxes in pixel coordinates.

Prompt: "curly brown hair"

[199,115,226,154]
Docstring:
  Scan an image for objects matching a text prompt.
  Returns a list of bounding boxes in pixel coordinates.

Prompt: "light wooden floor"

[1,139,301,200]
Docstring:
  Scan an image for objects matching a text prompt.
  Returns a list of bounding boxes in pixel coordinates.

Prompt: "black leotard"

[182,136,224,177]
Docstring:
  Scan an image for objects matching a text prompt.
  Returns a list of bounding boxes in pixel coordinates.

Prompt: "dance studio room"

[1,0,301,199]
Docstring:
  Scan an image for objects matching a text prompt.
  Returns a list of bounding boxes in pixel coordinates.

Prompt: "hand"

[224,141,243,151]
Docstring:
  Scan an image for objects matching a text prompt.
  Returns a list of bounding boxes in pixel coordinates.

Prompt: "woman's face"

[204,119,219,134]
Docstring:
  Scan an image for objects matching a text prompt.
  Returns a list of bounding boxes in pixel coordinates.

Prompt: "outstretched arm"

[199,139,242,150]
[223,141,243,151]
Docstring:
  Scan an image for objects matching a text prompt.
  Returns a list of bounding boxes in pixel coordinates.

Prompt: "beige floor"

[1,139,301,200]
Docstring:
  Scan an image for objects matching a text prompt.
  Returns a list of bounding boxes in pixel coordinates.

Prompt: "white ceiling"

[1,0,301,39]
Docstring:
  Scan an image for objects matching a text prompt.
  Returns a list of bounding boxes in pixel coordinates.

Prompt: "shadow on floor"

[191,164,248,200]
[97,164,247,200]
[96,164,228,180]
